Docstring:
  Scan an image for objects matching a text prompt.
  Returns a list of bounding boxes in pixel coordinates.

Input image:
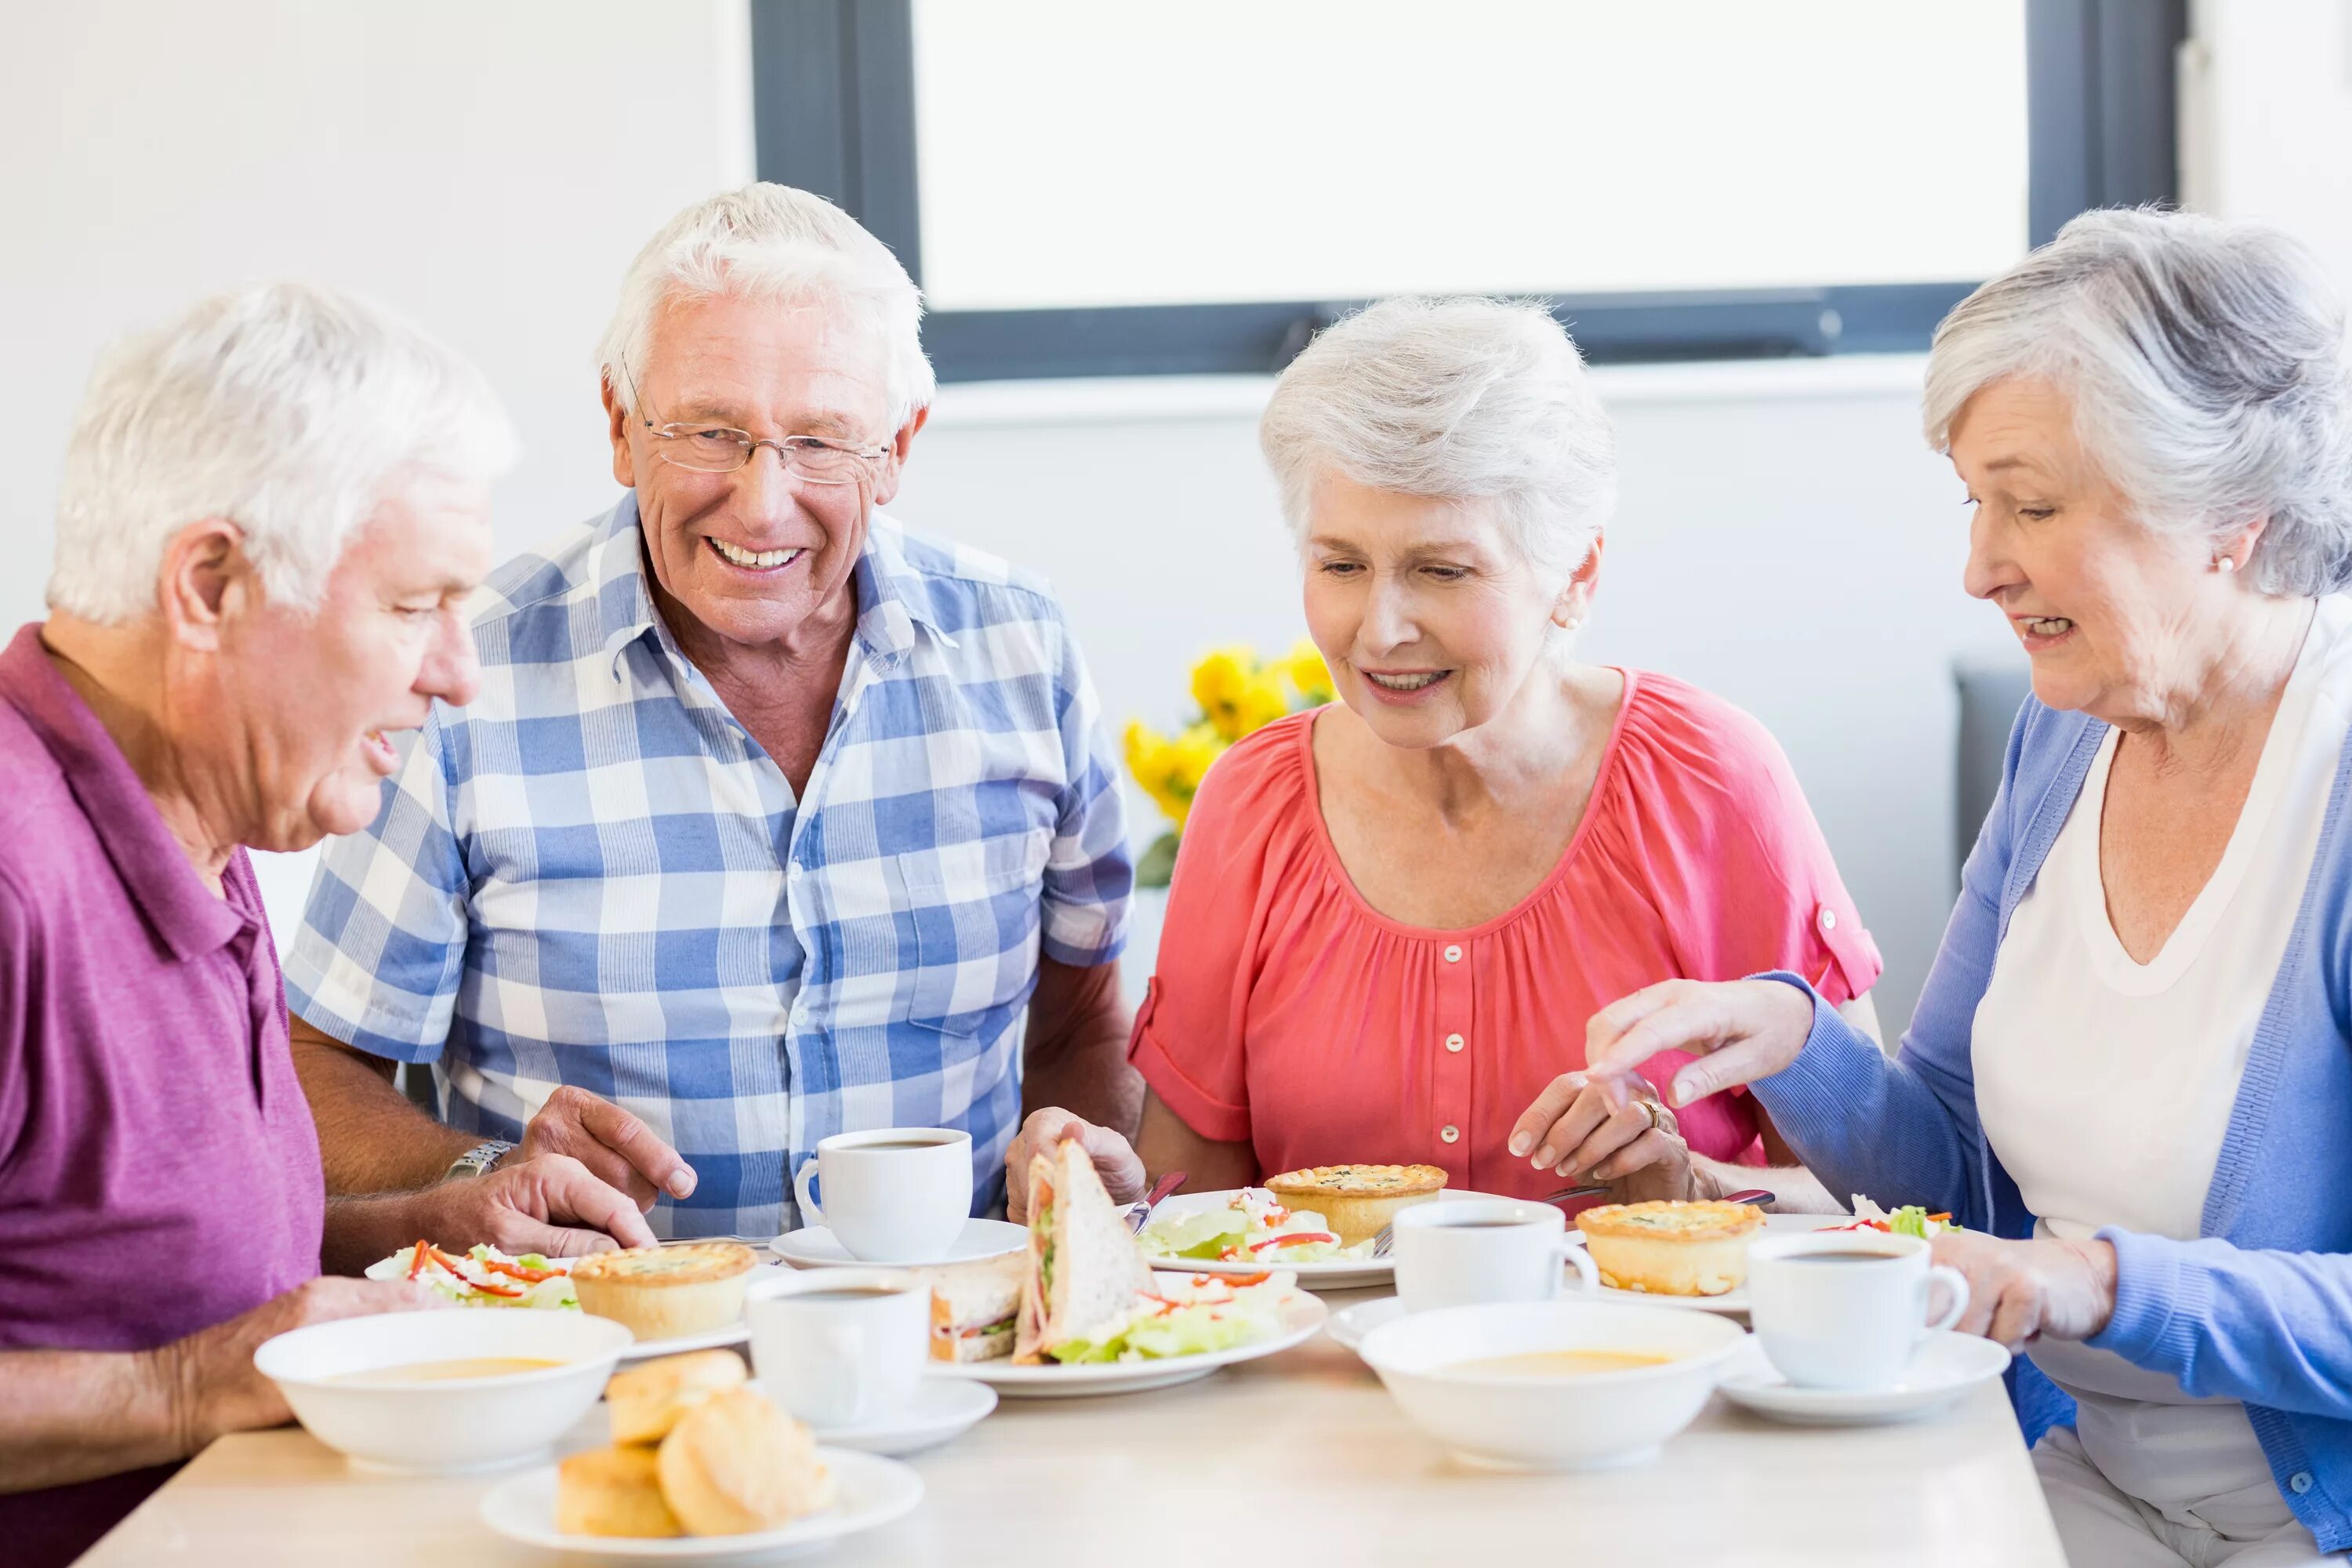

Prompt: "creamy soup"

[1447,1349,1675,1377]
[332,1356,564,1385]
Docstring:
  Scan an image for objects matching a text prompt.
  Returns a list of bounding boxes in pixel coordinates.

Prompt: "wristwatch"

[443,1138,515,1181]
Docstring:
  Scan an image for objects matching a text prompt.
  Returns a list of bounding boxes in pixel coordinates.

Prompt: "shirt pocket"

[890,829,1051,1034]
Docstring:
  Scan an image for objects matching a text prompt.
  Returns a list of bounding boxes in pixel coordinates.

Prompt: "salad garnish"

[1047,1271,1298,1363]
[1829,1196,1964,1239]
[1139,1189,1374,1265]
[363,1241,580,1309]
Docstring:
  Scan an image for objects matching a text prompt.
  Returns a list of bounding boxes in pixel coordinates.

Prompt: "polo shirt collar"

[0,624,246,962]
[589,492,957,682]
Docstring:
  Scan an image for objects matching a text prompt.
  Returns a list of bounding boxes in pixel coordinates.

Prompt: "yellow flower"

[1278,638,1335,705]
[1190,647,1259,742]
[1124,719,1225,831]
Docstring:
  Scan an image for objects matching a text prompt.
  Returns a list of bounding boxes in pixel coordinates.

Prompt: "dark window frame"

[752,0,2185,382]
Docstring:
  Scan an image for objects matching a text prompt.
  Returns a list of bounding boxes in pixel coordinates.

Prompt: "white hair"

[1258,296,1619,582]
[48,283,516,626]
[594,183,935,431]
[1924,207,2352,597]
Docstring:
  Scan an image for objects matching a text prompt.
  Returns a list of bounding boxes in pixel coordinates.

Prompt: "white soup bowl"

[1359,1300,1746,1471]
[252,1308,632,1473]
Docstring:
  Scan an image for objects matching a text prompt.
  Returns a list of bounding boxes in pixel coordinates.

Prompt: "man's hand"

[1004,1107,1145,1222]
[1507,1071,1701,1203]
[161,1277,438,1450]
[1932,1232,2119,1353]
[520,1086,695,1210]
[409,1154,659,1257]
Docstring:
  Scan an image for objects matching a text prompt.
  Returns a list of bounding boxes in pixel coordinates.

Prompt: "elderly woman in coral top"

[1007,296,1882,1212]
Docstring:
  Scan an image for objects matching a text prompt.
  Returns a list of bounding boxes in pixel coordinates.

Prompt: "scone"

[1261,1164,1448,1246]
[571,1243,757,1341]
[557,1443,684,1538]
[657,1388,836,1536]
[606,1349,749,1445]
[1574,1200,1766,1297]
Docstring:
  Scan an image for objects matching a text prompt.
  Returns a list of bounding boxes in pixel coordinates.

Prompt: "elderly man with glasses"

[284,184,1138,1239]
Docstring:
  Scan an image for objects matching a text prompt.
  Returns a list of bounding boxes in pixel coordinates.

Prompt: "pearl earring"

[2215,554,2238,574]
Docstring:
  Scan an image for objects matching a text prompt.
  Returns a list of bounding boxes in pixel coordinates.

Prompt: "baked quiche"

[1573,1200,1765,1297]
[569,1243,757,1341]
[1261,1163,1447,1245]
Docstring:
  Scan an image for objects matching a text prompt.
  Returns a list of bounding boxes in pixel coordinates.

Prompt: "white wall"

[2183,0,2352,303]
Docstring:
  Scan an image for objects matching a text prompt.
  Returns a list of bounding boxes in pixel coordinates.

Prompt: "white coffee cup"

[1392,1200,1600,1313]
[1748,1229,1971,1390]
[790,1127,973,1262]
[746,1268,927,1428]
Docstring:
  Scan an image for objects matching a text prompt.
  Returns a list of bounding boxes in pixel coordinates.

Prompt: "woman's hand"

[1931,1232,2119,1352]
[1004,1108,1146,1221]
[1582,978,1817,1108]
[1508,1072,1702,1203]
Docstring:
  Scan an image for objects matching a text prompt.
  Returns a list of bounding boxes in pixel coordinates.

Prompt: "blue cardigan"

[1751,694,2352,1550]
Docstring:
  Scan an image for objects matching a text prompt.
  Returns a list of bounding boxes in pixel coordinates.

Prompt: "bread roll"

[656,1388,836,1536]
[605,1349,748,1445]
[556,1443,683,1538]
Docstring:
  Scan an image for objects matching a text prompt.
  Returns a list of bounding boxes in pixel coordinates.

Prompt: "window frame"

[751,0,2186,381]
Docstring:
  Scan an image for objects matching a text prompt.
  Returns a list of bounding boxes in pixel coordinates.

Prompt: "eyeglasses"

[620,361,891,484]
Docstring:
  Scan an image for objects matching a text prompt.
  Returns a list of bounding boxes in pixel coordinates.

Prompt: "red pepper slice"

[1214,1271,1272,1287]
[1249,1232,1337,1253]
[480,1257,558,1283]
[403,1240,432,1281]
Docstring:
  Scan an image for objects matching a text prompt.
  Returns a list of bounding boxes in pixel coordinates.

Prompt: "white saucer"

[1326,1295,1404,1355]
[757,1374,998,1456]
[1716,1332,2012,1425]
[771,1218,1026,1269]
[480,1446,921,1560]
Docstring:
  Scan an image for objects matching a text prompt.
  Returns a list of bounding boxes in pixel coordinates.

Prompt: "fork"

[1125,1169,1189,1236]
[1370,1185,1777,1258]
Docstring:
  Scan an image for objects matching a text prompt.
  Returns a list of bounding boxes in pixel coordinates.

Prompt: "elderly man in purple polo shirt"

[0,285,656,1567]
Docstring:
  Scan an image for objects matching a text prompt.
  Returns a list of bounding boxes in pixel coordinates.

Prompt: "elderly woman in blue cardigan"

[1562,209,2352,1566]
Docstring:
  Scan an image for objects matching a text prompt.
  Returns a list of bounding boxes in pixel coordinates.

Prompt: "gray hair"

[49,282,517,626]
[1258,297,1617,583]
[1924,207,2352,597]
[595,183,936,432]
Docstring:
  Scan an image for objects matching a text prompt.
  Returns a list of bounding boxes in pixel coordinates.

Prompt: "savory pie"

[1261,1163,1448,1246]
[569,1243,757,1341]
[1573,1200,1766,1297]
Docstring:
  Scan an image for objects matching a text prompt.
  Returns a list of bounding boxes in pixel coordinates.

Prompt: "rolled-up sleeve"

[281,709,471,1062]
[1036,610,1131,969]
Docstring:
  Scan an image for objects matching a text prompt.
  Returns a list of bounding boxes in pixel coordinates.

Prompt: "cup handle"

[1553,1240,1600,1298]
[793,1160,824,1228]
[1921,1264,1970,1336]
[826,1323,866,1423]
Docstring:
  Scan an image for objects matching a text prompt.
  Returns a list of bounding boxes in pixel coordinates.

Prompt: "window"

[753,0,2187,379]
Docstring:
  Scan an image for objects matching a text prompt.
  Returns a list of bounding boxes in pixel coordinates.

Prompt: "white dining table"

[81,1284,2065,1567]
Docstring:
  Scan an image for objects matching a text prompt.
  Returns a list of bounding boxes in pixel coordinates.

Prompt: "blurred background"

[4,0,2348,1034]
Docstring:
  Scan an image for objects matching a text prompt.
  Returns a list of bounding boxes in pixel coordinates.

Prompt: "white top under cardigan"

[1973,594,2352,1536]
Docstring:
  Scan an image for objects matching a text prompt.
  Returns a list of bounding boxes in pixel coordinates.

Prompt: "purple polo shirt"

[0,624,325,1567]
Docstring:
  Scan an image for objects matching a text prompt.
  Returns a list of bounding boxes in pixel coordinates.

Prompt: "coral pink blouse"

[1129,671,1882,1200]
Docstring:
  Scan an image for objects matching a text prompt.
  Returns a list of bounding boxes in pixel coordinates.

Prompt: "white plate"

[1716,1331,2012,1425]
[764,1375,997,1457]
[929,1272,1329,1397]
[479,1446,921,1561]
[1566,1213,1849,1314]
[771,1218,1026,1269]
[1134,1189,1519,1290]
[611,1262,788,1362]
[1325,1295,1403,1355]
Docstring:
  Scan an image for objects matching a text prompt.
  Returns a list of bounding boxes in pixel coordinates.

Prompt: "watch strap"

[443,1138,515,1181]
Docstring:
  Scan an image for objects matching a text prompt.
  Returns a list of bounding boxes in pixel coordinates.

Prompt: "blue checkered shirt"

[285,495,1131,1238]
